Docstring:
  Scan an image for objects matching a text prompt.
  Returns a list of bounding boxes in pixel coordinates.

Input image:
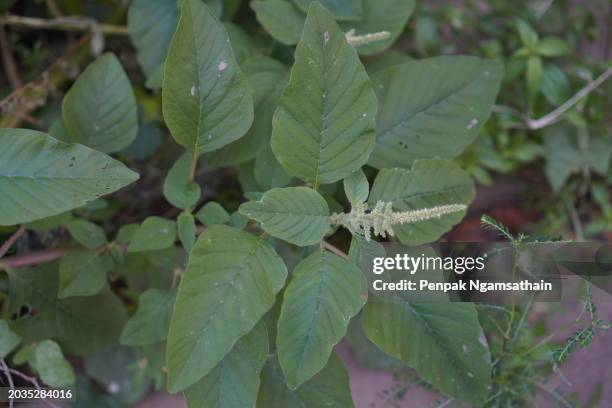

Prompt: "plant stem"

[0,23,22,89]
[0,248,68,268]
[0,14,129,35]
[0,359,15,408]
[322,241,348,259]
[0,227,26,259]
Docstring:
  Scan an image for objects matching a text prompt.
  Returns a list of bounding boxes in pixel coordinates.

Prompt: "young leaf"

[0,319,21,358]
[58,251,114,298]
[163,151,201,209]
[8,264,127,356]
[239,187,330,246]
[128,217,177,252]
[369,56,504,168]
[368,160,475,245]
[343,169,369,206]
[163,0,254,155]
[120,289,176,346]
[177,212,197,253]
[526,55,543,102]
[35,340,76,388]
[251,0,305,45]
[293,0,362,20]
[339,0,415,55]
[195,202,231,226]
[271,2,377,186]
[184,321,268,408]
[64,220,107,249]
[62,53,138,154]
[277,250,365,388]
[128,0,179,77]
[0,129,138,226]
[257,353,354,407]
[166,225,287,392]
[537,37,571,57]
[362,301,491,405]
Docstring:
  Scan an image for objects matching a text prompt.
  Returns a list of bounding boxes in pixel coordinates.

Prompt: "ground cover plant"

[0,0,610,407]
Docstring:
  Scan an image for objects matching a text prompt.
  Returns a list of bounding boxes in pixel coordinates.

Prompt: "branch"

[0,227,26,259]
[322,241,349,259]
[0,249,68,269]
[504,67,612,130]
[0,34,91,128]
[0,23,22,89]
[0,14,128,35]
[1,359,15,408]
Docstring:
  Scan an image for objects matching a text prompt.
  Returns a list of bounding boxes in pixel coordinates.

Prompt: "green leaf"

[0,319,21,358]
[65,220,107,249]
[251,0,305,45]
[362,302,491,405]
[339,0,415,55]
[207,55,288,166]
[257,353,354,408]
[195,202,231,226]
[166,225,287,392]
[114,223,139,245]
[277,250,365,388]
[128,217,177,252]
[516,18,538,49]
[369,56,504,168]
[537,37,571,57]
[185,321,268,408]
[343,169,369,206]
[58,251,114,298]
[62,53,138,154]
[120,289,176,346]
[239,187,330,246]
[35,340,76,388]
[8,263,127,355]
[254,143,292,190]
[271,3,377,186]
[128,0,179,77]
[368,160,475,245]
[526,55,543,102]
[293,0,362,20]
[177,212,197,253]
[163,151,201,209]
[0,129,138,226]
[541,64,571,106]
[163,0,254,155]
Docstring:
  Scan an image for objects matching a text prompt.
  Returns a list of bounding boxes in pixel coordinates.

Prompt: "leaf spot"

[190,85,196,96]
[467,118,478,129]
[218,60,228,72]
[323,31,330,45]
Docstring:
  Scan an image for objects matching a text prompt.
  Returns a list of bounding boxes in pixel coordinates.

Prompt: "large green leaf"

[277,250,365,388]
[64,220,107,249]
[163,0,253,155]
[35,340,76,388]
[293,0,362,20]
[240,187,329,246]
[7,263,126,355]
[58,251,114,298]
[362,302,491,405]
[128,0,179,77]
[257,353,354,408]
[120,289,176,346]
[62,53,138,154]
[369,56,504,168]
[208,56,289,166]
[251,0,305,45]
[339,0,415,55]
[271,3,377,186]
[184,321,268,408]
[0,129,138,226]
[166,225,287,392]
[368,160,475,245]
